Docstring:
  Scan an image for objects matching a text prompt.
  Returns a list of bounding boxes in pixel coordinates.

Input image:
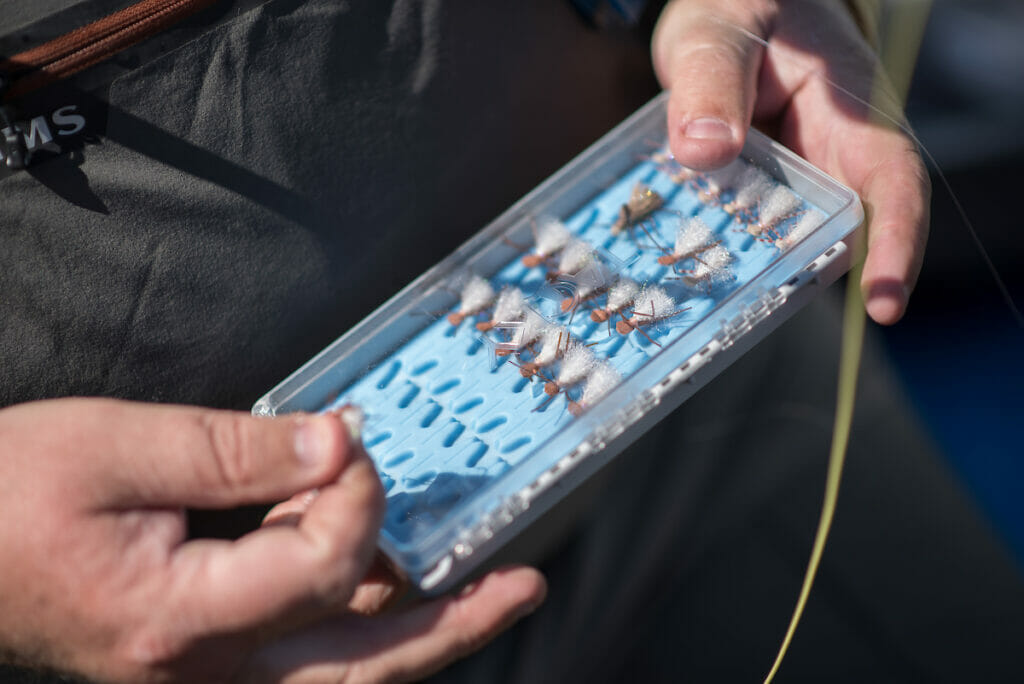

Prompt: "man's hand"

[653,0,930,324]
[0,398,545,682]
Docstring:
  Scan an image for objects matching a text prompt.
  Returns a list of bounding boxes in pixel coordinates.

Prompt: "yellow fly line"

[763,240,867,684]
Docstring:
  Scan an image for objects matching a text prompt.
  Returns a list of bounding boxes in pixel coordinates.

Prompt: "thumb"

[653,0,778,169]
[74,398,352,509]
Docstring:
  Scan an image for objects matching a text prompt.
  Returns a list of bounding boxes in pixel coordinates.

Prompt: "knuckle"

[743,0,780,38]
[676,39,746,70]
[304,540,365,606]
[316,561,362,607]
[203,413,256,490]
[709,0,779,40]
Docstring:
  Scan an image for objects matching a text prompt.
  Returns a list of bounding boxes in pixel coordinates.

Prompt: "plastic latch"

[718,288,786,350]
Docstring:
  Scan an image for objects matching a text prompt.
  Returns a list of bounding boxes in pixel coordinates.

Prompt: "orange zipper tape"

[1,0,220,99]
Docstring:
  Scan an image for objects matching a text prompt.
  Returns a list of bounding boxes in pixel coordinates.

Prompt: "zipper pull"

[0,73,27,170]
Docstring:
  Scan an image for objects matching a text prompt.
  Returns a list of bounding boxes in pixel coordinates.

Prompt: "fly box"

[253,92,864,594]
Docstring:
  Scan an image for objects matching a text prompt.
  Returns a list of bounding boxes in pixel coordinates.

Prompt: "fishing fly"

[615,285,689,347]
[447,275,495,327]
[522,217,572,268]
[657,217,723,274]
[476,286,526,332]
[568,362,621,417]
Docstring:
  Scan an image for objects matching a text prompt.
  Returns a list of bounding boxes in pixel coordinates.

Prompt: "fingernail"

[864,281,910,324]
[337,405,364,444]
[294,417,334,467]
[516,598,543,620]
[684,117,733,141]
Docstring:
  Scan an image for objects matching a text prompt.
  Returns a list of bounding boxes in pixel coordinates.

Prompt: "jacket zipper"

[1,0,219,101]
[1,0,219,169]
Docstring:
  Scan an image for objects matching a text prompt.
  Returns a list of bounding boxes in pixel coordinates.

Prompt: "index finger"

[54,399,352,510]
[856,131,931,324]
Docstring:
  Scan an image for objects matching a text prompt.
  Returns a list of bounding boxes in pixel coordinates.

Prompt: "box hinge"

[718,287,786,350]
[587,389,658,450]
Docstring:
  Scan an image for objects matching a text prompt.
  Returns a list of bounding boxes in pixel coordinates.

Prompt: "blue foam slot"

[327,153,826,550]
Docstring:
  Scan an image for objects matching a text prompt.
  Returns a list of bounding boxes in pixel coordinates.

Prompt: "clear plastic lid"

[254,92,863,587]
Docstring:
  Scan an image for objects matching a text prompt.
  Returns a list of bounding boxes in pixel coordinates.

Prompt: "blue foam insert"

[326,154,823,551]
